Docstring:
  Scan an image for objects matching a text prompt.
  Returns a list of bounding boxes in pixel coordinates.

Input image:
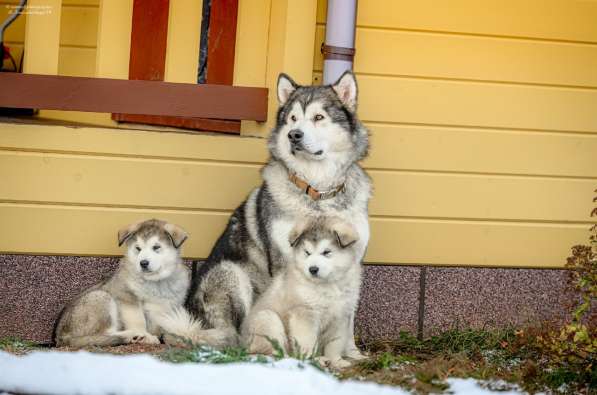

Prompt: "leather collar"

[288,173,345,201]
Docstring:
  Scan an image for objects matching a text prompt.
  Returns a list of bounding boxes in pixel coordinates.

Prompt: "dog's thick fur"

[179,71,371,353]
[241,217,361,368]
[54,219,190,347]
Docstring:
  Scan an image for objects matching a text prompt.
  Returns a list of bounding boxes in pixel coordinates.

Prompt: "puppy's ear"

[288,218,310,247]
[331,70,358,112]
[277,73,298,105]
[332,221,359,249]
[117,220,145,247]
[164,223,188,248]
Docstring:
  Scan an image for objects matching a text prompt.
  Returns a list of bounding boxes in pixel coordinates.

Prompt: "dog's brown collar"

[289,173,345,201]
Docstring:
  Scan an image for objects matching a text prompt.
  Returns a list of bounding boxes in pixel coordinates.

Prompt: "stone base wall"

[0,255,572,344]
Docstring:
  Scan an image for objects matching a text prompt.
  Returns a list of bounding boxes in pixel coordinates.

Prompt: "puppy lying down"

[241,217,364,368]
[54,219,190,347]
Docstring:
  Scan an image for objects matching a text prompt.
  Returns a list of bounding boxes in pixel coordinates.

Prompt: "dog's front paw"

[163,333,190,348]
[130,333,160,345]
[316,356,331,367]
[142,334,161,344]
[345,349,367,361]
[316,356,351,370]
[331,358,351,369]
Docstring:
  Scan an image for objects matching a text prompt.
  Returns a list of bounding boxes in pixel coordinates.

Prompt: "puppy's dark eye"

[291,115,297,122]
[135,246,141,252]
[153,245,161,251]
[304,250,311,256]
[322,249,332,257]
[314,114,324,122]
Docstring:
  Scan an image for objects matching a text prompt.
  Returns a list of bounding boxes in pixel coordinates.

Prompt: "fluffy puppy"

[241,217,362,368]
[54,219,190,347]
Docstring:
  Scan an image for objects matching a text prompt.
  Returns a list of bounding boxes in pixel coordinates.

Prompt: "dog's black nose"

[309,266,319,275]
[288,129,303,142]
[140,260,149,269]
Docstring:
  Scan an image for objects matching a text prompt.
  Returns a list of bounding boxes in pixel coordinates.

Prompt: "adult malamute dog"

[241,217,361,368]
[54,219,190,347]
[179,71,371,354]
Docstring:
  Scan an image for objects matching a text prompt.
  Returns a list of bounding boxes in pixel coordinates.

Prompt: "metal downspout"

[322,0,357,84]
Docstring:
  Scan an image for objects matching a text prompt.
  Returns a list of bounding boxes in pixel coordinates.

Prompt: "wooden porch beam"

[0,73,268,121]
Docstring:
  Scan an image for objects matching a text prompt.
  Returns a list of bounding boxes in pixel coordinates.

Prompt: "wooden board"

[60,5,99,48]
[0,123,267,163]
[0,203,587,267]
[0,73,268,121]
[58,47,96,77]
[364,123,597,178]
[128,0,169,81]
[317,0,597,43]
[1,122,595,178]
[0,150,592,223]
[206,0,239,85]
[346,74,597,133]
[313,26,597,88]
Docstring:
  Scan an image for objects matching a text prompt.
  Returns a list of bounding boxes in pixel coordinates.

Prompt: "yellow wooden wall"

[0,0,595,268]
[312,0,596,267]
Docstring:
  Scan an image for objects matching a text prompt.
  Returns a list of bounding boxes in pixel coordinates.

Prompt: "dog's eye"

[153,245,161,252]
[322,249,332,257]
[135,246,141,252]
[304,250,311,256]
[314,114,324,122]
[290,115,297,122]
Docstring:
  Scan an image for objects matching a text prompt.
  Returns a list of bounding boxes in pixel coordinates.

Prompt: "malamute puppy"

[179,71,371,356]
[54,219,190,347]
[241,217,361,369]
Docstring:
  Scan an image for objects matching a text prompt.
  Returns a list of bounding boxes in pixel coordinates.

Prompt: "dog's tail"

[157,307,239,349]
[56,334,128,348]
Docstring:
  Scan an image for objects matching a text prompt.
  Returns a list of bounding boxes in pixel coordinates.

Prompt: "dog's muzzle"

[288,130,323,156]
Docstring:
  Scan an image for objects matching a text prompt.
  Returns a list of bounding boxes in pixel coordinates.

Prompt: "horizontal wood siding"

[0,203,588,267]
[0,122,593,268]
[311,0,597,267]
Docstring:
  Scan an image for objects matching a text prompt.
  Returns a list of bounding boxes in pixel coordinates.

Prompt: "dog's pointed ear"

[277,73,298,105]
[288,218,311,247]
[332,70,358,112]
[164,223,188,249]
[332,220,359,249]
[118,220,145,247]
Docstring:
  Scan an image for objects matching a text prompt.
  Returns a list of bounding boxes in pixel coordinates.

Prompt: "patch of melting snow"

[0,350,407,395]
[447,378,527,394]
[0,351,533,395]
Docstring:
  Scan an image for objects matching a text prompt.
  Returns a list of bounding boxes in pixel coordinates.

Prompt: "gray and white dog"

[54,219,190,347]
[169,71,371,356]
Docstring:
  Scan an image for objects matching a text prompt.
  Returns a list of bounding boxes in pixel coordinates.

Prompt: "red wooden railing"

[113,0,243,133]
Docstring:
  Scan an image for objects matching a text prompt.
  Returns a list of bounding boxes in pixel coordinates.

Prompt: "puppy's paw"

[163,333,191,348]
[345,349,367,361]
[129,333,160,345]
[316,356,331,367]
[331,358,352,369]
[317,356,351,370]
[142,334,161,345]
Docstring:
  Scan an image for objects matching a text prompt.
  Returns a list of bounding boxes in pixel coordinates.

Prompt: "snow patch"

[0,351,407,395]
[447,378,526,394]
